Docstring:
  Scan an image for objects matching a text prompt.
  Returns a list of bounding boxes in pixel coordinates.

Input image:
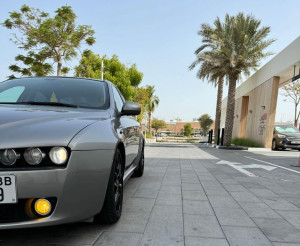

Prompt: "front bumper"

[0,149,114,229]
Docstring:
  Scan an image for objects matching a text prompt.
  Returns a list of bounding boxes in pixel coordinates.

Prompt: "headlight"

[0,149,20,166]
[278,134,286,138]
[49,147,68,165]
[24,148,45,165]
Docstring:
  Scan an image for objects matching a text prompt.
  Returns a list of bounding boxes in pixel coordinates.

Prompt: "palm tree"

[146,86,159,135]
[190,59,226,144]
[193,13,274,146]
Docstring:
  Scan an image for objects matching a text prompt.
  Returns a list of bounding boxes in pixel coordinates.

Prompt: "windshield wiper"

[0,101,78,108]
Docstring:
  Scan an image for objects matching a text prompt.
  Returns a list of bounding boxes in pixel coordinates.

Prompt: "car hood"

[284,132,300,139]
[0,105,110,149]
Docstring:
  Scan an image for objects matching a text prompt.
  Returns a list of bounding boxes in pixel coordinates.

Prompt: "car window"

[112,86,124,112]
[275,125,299,133]
[0,86,25,102]
[0,78,110,109]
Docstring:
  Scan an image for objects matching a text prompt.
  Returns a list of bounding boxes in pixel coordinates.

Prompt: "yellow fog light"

[34,199,51,216]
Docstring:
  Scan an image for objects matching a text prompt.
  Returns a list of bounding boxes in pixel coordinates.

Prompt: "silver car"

[0,77,145,229]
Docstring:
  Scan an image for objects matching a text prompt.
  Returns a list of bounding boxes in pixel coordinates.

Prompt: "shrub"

[231,138,262,147]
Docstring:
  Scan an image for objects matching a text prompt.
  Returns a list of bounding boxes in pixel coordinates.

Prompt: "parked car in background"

[272,124,300,151]
[0,77,145,229]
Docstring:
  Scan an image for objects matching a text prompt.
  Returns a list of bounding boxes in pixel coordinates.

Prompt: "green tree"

[198,114,213,136]
[133,86,151,123]
[151,119,167,140]
[190,59,225,144]
[281,80,300,127]
[193,13,274,145]
[75,50,143,100]
[146,86,159,135]
[184,123,193,137]
[3,4,95,77]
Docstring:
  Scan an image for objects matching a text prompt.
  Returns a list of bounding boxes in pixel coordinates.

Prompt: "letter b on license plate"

[0,175,17,204]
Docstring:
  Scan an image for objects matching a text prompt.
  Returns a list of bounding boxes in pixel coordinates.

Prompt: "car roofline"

[2,76,113,86]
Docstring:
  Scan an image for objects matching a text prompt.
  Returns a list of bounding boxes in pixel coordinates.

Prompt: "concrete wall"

[221,36,300,147]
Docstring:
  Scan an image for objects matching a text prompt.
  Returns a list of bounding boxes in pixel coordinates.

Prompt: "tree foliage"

[281,80,300,126]
[2,4,96,77]
[133,86,151,123]
[151,119,167,140]
[198,114,213,136]
[184,123,193,137]
[193,13,274,145]
[146,86,159,134]
[74,50,143,101]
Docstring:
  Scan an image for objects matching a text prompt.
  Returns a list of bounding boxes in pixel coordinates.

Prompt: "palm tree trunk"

[214,77,224,144]
[148,112,152,135]
[224,74,237,146]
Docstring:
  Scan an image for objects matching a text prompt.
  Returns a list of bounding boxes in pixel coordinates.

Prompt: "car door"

[112,86,139,169]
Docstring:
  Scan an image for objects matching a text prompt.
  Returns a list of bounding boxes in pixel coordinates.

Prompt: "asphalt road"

[0,143,300,246]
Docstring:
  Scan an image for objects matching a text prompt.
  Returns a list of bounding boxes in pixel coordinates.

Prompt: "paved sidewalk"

[1,143,300,245]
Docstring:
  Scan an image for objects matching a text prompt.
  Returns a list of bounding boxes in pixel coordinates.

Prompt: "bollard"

[291,155,300,167]
[217,128,220,145]
[221,128,224,146]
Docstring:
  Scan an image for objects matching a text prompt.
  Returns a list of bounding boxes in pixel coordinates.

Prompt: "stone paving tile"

[94,232,141,246]
[159,185,181,194]
[133,187,159,199]
[181,176,200,184]
[183,200,214,215]
[123,198,155,213]
[222,184,248,192]
[182,183,204,191]
[273,243,300,246]
[184,214,224,238]
[208,195,240,208]
[253,218,300,243]
[139,205,184,246]
[203,186,230,196]
[238,202,281,219]
[185,236,229,246]
[108,211,150,233]
[222,226,272,246]
[249,188,279,197]
[155,192,182,206]
[182,190,208,201]
[276,210,300,229]
[230,191,261,203]
[261,198,300,211]
[214,207,256,227]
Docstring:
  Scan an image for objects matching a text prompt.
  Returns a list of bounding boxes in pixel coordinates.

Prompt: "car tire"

[94,148,123,224]
[271,139,278,151]
[133,147,144,177]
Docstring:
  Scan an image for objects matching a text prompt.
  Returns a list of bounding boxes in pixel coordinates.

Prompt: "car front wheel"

[271,139,278,151]
[95,148,123,224]
[133,147,144,177]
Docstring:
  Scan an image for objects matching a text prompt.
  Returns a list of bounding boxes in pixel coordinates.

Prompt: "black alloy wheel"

[133,148,144,177]
[271,139,278,151]
[95,149,123,224]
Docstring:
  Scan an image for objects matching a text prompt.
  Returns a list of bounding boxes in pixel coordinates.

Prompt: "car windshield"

[0,77,109,109]
[275,125,300,133]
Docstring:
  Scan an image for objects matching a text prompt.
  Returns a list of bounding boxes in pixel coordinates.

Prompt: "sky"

[0,0,299,122]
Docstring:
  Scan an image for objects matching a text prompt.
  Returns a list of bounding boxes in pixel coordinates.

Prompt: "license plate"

[0,175,17,204]
[291,141,300,144]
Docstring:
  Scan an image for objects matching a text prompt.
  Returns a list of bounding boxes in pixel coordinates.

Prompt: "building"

[221,36,300,147]
[142,120,215,135]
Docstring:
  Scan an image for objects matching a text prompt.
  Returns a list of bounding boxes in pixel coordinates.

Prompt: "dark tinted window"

[0,78,109,109]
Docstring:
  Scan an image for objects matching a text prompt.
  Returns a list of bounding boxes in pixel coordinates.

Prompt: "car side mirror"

[121,101,141,116]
